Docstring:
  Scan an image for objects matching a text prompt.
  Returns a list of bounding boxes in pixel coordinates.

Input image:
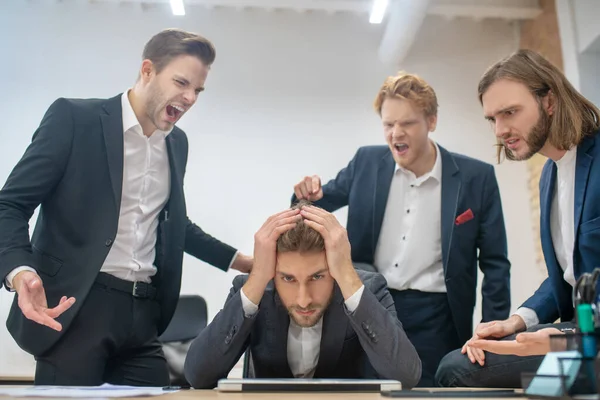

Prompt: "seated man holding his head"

[184,200,421,389]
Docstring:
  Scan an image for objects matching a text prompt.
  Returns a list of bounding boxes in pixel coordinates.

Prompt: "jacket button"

[105,239,113,247]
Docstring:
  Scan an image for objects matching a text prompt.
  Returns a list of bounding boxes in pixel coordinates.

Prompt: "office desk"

[159,392,414,400]
[0,391,377,400]
[125,389,525,400]
[0,387,524,400]
[157,388,523,400]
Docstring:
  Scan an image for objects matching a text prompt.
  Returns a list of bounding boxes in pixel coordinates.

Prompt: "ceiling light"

[369,0,389,24]
[170,0,185,16]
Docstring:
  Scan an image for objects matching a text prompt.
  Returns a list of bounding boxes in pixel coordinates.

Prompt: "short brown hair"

[478,49,600,161]
[276,200,325,253]
[373,71,438,117]
[142,28,216,74]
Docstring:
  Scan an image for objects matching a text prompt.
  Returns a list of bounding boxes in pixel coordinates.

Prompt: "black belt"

[95,272,158,300]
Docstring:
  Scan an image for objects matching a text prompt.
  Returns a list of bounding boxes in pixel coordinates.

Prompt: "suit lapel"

[100,95,125,210]
[271,292,293,377]
[540,161,559,274]
[574,137,594,239]
[153,133,181,276]
[372,152,395,252]
[165,132,184,212]
[314,286,347,377]
[440,146,461,273]
[572,137,595,275]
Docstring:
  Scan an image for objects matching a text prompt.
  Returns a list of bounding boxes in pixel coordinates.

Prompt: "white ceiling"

[75,0,542,65]
[87,0,541,20]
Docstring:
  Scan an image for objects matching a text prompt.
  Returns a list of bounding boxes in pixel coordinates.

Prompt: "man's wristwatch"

[560,327,576,333]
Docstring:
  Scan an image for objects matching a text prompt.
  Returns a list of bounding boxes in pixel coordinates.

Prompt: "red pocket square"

[455,209,474,225]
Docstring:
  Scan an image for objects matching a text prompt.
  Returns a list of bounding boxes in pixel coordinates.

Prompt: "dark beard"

[504,104,551,161]
[289,306,327,328]
[287,295,332,328]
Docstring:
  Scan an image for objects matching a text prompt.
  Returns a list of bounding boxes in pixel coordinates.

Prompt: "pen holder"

[521,332,600,399]
[548,331,600,354]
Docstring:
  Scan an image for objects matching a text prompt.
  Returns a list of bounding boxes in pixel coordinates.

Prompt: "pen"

[162,385,191,390]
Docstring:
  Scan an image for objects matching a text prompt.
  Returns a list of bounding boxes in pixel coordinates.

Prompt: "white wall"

[556,0,600,108]
[0,1,541,377]
[571,0,600,53]
[578,51,600,108]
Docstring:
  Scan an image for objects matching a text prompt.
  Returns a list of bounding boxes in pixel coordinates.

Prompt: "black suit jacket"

[0,95,237,356]
[184,270,422,389]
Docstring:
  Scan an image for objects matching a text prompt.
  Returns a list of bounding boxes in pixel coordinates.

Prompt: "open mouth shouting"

[165,103,185,123]
[393,143,409,156]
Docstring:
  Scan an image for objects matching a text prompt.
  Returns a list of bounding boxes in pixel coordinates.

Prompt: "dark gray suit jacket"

[184,270,422,389]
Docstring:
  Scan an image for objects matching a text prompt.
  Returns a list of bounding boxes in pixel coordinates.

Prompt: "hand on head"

[294,176,323,202]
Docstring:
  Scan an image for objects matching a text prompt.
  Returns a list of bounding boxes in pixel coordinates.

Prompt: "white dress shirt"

[6,90,171,287]
[100,91,171,283]
[514,146,577,328]
[373,141,446,293]
[240,284,365,378]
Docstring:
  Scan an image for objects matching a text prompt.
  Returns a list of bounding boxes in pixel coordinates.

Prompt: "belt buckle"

[132,282,147,298]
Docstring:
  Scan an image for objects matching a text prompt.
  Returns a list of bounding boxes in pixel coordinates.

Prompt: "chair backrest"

[159,295,208,343]
[159,295,208,386]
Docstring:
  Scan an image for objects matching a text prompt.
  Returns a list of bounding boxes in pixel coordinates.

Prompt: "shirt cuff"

[513,307,539,329]
[5,266,37,291]
[344,284,365,313]
[240,287,259,317]
[227,251,240,271]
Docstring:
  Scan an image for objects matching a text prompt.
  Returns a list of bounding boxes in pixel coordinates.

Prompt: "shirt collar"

[121,89,173,137]
[554,145,577,169]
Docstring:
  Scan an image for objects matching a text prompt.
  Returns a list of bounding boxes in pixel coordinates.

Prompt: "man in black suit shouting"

[0,28,252,386]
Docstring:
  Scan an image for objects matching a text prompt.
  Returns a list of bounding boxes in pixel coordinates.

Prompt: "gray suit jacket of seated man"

[183,269,422,389]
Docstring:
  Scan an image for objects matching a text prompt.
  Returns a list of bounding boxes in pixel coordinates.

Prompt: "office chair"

[242,349,255,378]
[159,295,208,386]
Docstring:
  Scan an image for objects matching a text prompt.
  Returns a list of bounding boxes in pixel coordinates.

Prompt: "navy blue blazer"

[295,145,511,343]
[522,131,600,323]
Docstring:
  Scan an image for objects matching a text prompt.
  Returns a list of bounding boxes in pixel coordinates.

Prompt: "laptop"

[217,378,402,392]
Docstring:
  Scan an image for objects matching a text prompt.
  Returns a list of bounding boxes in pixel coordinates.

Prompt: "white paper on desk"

[0,383,178,398]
